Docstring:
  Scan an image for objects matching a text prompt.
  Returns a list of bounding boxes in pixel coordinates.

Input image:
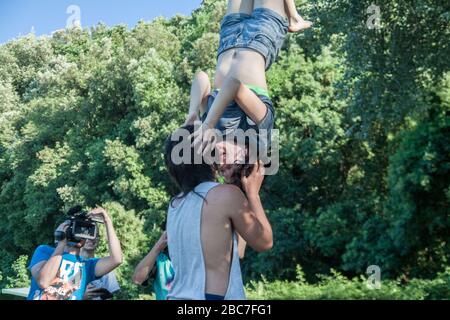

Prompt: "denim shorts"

[218,8,289,70]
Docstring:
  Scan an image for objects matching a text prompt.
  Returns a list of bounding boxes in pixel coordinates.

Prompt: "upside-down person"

[185,0,312,153]
[163,125,272,300]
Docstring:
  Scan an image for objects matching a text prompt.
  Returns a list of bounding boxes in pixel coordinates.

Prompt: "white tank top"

[166,181,246,300]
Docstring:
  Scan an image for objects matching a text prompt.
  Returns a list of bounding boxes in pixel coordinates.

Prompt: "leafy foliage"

[246,266,450,300]
[0,0,448,299]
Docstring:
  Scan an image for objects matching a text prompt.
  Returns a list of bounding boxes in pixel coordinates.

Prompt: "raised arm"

[193,75,268,155]
[132,231,168,285]
[31,222,69,289]
[221,163,273,252]
[237,233,247,259]
[31,245,64,289]
[202,76,267,129]
[90,207,123,278]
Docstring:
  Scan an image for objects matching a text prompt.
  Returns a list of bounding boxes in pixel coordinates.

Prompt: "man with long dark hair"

[163,125,272,300]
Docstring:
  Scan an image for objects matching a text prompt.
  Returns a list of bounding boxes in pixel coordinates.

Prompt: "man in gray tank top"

[164,125,273,300]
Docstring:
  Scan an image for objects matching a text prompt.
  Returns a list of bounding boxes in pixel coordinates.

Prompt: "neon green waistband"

[215,84,270,98]
[246,84,270,98]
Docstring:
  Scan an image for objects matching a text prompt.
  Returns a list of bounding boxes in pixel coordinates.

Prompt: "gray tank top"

[166,181,246,300]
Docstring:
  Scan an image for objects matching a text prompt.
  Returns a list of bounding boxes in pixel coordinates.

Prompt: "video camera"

[55,206,104,243]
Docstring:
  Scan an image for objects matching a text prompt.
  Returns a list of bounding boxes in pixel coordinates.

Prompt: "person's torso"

[166,182,246,300]
[204,89,273,134]
[201,189,236,296]
[29,252,94,300]
[215,49,267,90]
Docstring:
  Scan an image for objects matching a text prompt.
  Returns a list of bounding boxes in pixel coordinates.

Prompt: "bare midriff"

[214,48,268,91]
[254,0,288,19]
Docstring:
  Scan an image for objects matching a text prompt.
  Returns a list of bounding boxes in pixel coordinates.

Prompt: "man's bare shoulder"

[206,184,247,207]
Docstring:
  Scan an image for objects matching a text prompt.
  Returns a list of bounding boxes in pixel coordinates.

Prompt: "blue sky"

[0,0,203,43]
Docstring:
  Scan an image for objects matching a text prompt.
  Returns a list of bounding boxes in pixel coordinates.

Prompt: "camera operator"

[27,207,123,300]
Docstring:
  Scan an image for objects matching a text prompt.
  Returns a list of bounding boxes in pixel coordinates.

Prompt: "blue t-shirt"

[27,245,99,300]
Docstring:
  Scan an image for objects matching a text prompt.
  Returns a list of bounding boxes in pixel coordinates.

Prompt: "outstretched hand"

[89,206,110,223]
[190,123,218,157]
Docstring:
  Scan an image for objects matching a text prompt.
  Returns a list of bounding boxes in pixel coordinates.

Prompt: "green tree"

[0,0,448,299]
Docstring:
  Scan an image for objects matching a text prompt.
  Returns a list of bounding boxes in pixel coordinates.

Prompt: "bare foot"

[289,14,313,33]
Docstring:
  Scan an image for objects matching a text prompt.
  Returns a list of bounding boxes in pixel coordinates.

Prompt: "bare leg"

[284,0,312,32]
[185,71,211,125]
[253,0,312,32]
